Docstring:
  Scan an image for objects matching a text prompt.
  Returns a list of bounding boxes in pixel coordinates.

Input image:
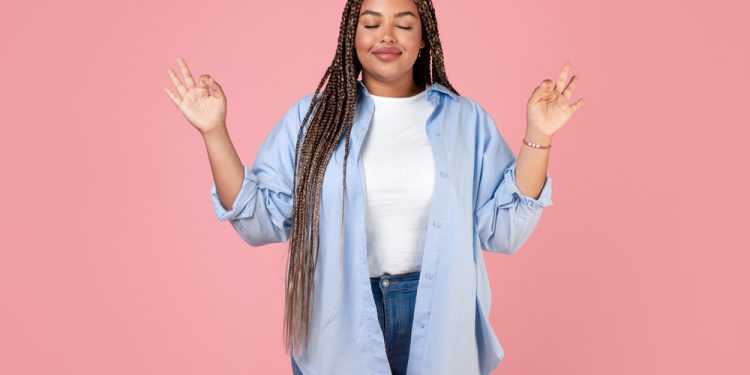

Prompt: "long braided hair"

[284,0,460,356]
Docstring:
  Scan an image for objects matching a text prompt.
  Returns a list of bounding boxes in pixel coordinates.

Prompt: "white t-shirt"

[361,89,435,278]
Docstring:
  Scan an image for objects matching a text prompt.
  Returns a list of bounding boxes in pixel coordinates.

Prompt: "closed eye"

[364,25,413,30]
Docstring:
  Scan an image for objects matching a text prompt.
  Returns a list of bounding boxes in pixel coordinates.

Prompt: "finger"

[206,76,225,100]
[530,80,554,102]
[555,61,571,94]
[164,87,181,108]
[540,81,558,101]
[569,98,584,113]
[545,91,560,103]
[562,75,577,100]
[541,79,554,92]
[177,57,197,89]
[168,68,187,98]
[198,74,209,90]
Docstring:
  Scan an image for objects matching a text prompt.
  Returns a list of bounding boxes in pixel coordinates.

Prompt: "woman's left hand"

[525,61,584,141]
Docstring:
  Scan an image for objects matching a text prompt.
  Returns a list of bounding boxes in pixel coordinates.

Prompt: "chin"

[367,67,408,81]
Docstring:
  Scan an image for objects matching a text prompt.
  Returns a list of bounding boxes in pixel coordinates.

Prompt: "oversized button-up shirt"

[211,80,553,374]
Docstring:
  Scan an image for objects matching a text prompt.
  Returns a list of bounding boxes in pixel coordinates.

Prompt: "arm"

[515,127,553,200]
[473,105,553,255]
[476,61,583,254]
[203,125,245,212]
[209,95,313,247]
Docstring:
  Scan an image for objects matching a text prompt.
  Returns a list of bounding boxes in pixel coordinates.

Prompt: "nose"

[380,32,396,44]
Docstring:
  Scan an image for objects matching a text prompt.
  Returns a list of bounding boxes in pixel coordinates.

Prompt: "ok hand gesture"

[526,61,584,140]
[164,57,227,134]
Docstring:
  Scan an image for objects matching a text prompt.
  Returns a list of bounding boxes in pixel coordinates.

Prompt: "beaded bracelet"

[522,138,552,149]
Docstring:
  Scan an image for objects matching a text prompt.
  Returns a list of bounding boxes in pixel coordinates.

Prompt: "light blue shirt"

[211,80,553,374]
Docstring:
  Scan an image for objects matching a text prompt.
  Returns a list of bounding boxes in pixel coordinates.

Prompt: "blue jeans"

[291,270,421,375]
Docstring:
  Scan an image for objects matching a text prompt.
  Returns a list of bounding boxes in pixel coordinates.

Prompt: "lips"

[373,52,401,62]
[372,46,402,62]
[373,47,402,55]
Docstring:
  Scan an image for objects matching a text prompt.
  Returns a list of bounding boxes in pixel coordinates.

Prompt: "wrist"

[524,127,553,146]
[201,123,228,140]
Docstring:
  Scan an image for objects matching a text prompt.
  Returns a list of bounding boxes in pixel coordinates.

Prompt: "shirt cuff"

[210,165,259,221]
[494,160,553,210]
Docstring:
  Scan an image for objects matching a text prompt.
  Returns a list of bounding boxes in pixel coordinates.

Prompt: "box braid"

[283,0,460,356]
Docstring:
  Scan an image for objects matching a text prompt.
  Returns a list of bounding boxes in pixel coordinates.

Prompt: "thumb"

[206,76,225,100]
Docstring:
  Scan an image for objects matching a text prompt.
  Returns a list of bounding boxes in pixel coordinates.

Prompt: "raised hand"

[526,61,584,139]
[164,57,227,134]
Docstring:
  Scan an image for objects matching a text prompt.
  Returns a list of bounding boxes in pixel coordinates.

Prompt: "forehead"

[359,0,420,17]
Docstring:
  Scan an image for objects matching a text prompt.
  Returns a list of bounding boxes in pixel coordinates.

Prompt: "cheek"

[355,32,373,50]
[354,36,363,52]
[406,32,423,49]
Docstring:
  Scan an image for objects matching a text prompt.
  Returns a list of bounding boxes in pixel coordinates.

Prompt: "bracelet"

[522,138,551,149]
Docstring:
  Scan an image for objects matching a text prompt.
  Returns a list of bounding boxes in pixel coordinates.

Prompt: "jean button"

[381,279,390,288]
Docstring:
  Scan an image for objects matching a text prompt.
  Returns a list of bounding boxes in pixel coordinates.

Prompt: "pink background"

[2,0,748,373]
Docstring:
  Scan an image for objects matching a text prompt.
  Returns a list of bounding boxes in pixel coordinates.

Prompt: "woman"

[164,0,583,373]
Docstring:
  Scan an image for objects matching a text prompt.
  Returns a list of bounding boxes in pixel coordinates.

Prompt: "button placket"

[416,92,442,339]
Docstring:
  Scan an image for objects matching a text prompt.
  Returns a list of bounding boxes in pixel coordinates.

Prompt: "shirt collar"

[357,80,458,102]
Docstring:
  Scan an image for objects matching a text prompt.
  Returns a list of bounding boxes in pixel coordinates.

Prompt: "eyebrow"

[359,10,418,18]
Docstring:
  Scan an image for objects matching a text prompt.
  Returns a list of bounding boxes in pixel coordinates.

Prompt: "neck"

[362,72,425,98]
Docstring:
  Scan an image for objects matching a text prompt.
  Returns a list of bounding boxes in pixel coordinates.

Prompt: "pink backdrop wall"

[2,0,748,373]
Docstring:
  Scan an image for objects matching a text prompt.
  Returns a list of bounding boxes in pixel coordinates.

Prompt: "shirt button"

[420,321,426,329]
[434,131,441,136]
[433,221,441,228]
[440,171,448,178]
[425,273,433,280]
[381,279,390,288]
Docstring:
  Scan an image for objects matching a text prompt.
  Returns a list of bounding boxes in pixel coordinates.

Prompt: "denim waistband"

[370,270,421,292]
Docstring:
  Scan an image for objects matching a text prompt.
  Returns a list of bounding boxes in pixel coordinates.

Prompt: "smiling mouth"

[373,52,402,61]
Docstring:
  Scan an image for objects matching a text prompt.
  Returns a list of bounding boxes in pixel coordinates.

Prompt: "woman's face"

[355,0,425,84]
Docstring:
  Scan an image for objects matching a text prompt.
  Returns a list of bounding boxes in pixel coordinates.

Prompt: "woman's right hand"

[164,57,227,135]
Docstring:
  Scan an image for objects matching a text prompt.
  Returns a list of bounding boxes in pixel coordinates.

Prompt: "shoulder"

[264,92,322,152]
[283,93,320,130]
[272,93,317,133]
[298,93,317,110]
[298,93,320,114]
[452,94,507,147]
[439,93,491,125]
[454,94,489,117]
[443,93,497,136]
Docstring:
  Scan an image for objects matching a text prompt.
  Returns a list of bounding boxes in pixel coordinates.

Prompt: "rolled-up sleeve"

[472,103,553,255]
[210,94,314,247]
[211,165,258,221]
